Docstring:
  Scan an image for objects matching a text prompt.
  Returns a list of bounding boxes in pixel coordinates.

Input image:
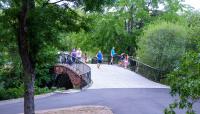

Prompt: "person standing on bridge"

[71,48,76,63]
[76,48,82,61]
[124,54,129,68]
[110,47,116,65]
[96,50,103,69]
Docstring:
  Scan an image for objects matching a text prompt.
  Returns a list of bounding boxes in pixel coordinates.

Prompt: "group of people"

[64,47,129,68]
[119,53,129,68]
[96,47,129,69]
[71,48,87,63]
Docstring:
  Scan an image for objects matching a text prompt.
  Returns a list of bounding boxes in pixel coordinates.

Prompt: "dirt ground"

[35,105,114,114]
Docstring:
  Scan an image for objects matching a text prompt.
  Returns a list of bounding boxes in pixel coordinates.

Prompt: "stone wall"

[54,65,82,88]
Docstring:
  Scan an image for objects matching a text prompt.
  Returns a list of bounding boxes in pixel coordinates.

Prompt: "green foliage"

[165,12,200,114]
[0,86,24,100]
[165,50,200,114]
[89,13,130,54]
[0,0,115,101]
[75,0,185,56]
[137,21,187,76]
[35,46,58,87]
[34,86,53,95]
[64,12,138,55]
[83,0,115,11]
[0,48,22,89]
[186,11,200,51]
[0,85,54,100]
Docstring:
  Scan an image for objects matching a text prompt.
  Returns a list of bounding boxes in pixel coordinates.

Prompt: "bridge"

[88,64,168,89]
[52,53,166,90]
[0,53,200,114]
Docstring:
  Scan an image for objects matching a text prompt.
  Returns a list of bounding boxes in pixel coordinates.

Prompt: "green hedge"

[0,87,24,100]
[0,86,54,100]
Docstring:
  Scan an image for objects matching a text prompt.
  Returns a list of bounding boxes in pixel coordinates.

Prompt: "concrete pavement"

[88,64,169,89]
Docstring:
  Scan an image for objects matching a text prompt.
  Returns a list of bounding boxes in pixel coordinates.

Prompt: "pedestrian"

[76,48,82,61]
[96,50,103,69]
[119,53,125,66]
[83,53,88,63]
[124,54,129,68]
[71,48,76,63]
[110,47,116,65]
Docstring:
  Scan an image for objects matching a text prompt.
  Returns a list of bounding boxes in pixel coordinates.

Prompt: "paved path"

[0,64,199,114]
[88,64,168,89]
[0,89,200,114]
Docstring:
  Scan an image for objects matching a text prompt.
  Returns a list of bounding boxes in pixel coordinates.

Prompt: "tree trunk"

[18,0,35,114]
[24,71,35,114]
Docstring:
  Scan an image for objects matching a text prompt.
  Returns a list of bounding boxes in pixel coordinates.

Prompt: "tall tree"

[0,0,114,113]
[18,0,35,113]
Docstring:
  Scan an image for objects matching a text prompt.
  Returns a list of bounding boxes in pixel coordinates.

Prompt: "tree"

[64,11,137,55]
[186,11,200,51]
[165,50,200,114]
[165,11,200,114]
[136,21,187,80]
[0,0,113,113]
[112,0,184,55]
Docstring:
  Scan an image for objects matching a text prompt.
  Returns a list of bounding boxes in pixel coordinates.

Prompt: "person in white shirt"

[76,48,82,61]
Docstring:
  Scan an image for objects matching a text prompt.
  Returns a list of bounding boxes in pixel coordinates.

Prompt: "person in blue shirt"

[110,47,116,65]
[96,50,103,68]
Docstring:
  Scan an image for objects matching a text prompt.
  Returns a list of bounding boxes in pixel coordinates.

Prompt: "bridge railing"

[128,57,163,82]
[58,52,92,89]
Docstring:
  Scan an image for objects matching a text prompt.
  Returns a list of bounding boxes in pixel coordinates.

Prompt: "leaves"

[137,21,187,75]
[0,0,114,100]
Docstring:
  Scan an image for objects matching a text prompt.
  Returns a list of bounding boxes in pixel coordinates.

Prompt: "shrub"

[0,86,24,100]
[186,12,200,51]
[34,86,52,95]
[137,21,187,79]
[0,86,54,100]
[165,50,200,114]
[35,46,58,87]
[165,12,200,114]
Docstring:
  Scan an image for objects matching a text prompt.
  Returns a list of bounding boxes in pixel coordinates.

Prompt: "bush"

[165,50,200,114]
[34,86,53,95]
[0,85,54,100]
[165,12,200,114]
[186,12,200,51]
[137,21,187,78]
[0,86,24,100]
[35,46,58,87]
[0,62,23,89]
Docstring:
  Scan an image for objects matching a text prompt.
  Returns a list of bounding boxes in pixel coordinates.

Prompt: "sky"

[183,0,200,10]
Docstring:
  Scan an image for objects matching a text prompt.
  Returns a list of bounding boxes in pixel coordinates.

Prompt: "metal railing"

[128,57,163,82]
[58,52,92,89]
